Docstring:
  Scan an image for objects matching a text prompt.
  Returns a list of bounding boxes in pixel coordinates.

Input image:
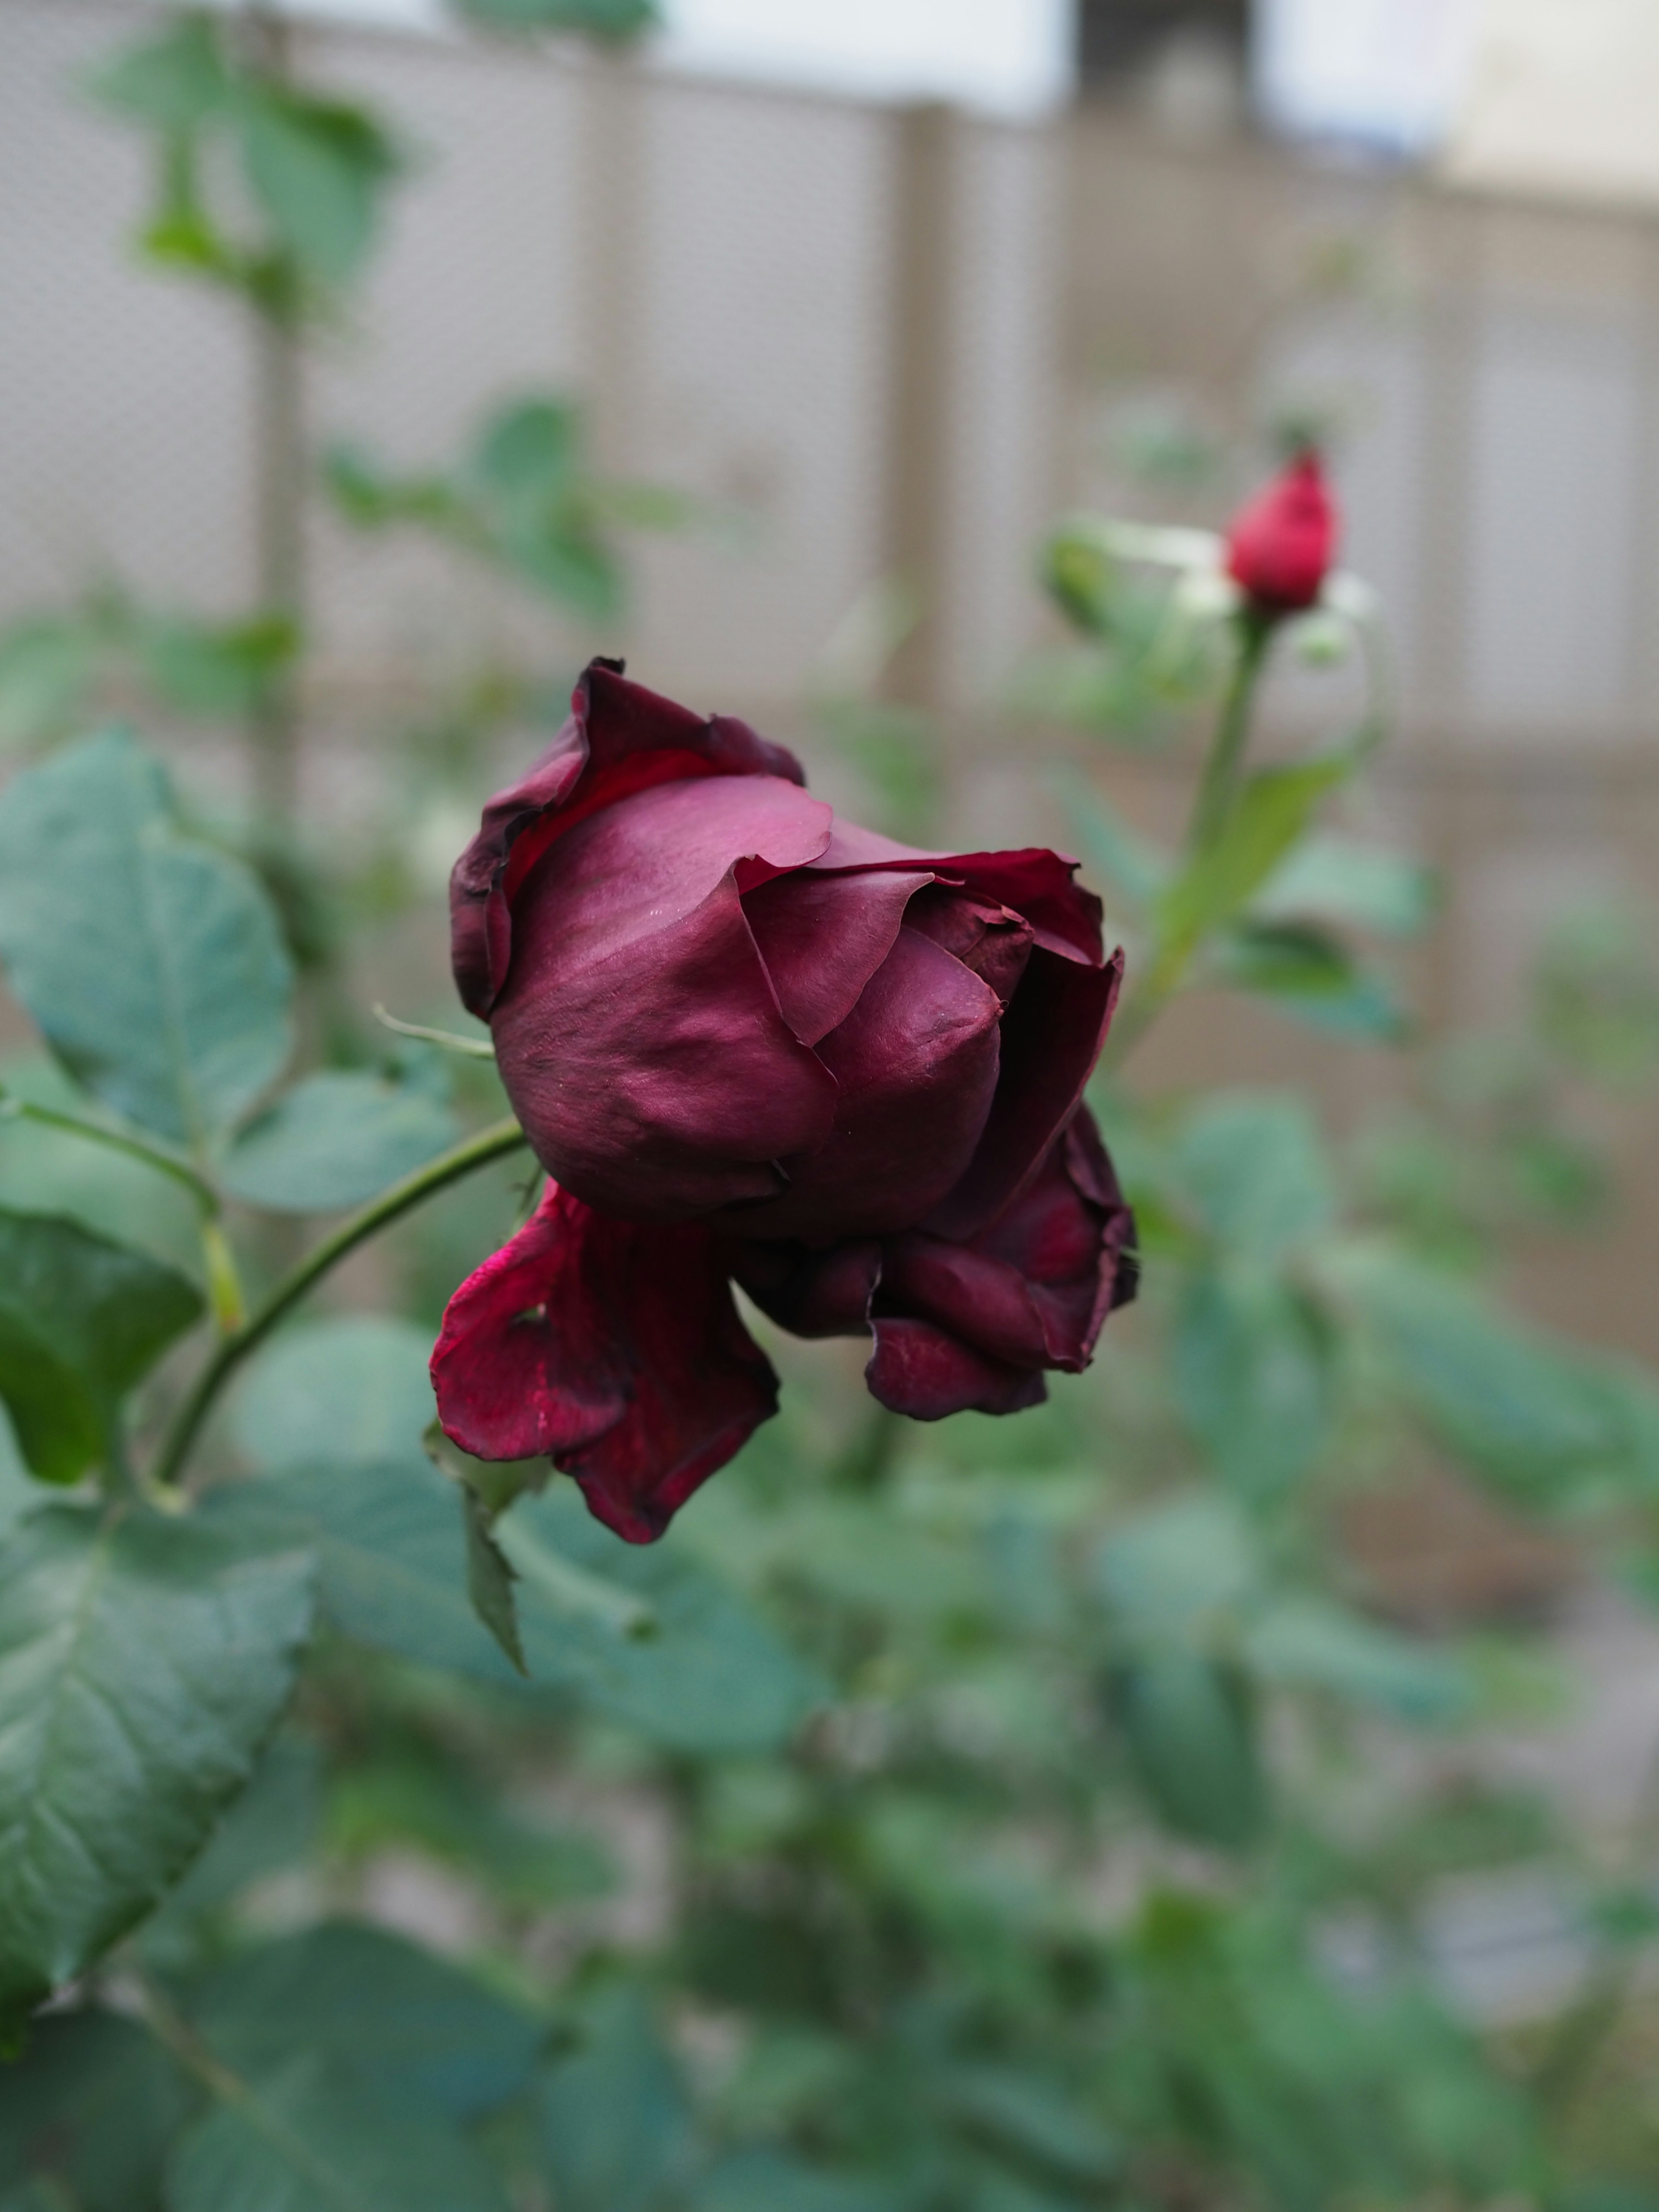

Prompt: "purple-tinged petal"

[733,925,1002,1240]
[866,1316,1047,1420]
[492,777,838,1220]
[742,868,932,1045]
[925,947,1123,1241]
[451,659,807,1017]
[903,886,1033,1008]
[808,840,1105,966]
[431,1182,778,1544]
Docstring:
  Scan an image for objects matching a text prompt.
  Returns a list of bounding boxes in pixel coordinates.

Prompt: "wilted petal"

[431,1182,778,1543]
[886,1106,1136,1382]
[451,659,807,1017]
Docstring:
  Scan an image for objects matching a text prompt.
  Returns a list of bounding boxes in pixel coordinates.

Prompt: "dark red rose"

[434,660,1136,1541]
[1224,450,1337,618]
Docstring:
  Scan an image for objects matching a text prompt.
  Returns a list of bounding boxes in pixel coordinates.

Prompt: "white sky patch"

[202,0,1075,117]
[1255,0,1479,153]
[652,0,1074,117]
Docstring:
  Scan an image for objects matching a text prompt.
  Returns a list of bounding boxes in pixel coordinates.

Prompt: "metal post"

[883,101,957,714]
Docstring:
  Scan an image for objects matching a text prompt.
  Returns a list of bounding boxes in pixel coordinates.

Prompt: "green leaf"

[1173,1271,1334,1500]
[323,444,466,533]
[449,0,659,34]
[0,1208,202,1482]
[0,730,293,1147]
[0,1065,204,1288]
[0,1413,34,1546]
[221,1070,459,1212]
[1109,1649,1267,1851]
[1173,1093,1335,1263]
[143,1731,324,1949]
[1211,921,1408,1041]
[472,397,581,494]
[538,1984,692,2212]
[136,612,296,720]
[938,2065,1119,2189]
[232,1315,435,1472]
[329,1744,611,1907]
[1158,756,1350,954]
[692,2152,887,2212]
[0,2009,197,2212]
[165,2055,512,2212]
[0,1507,314,2019]
[207,1452,823,1751]
[1242,1599,1471,1724]
[1049,764,1167,910]
[461,1482,527,1674]
[1096,1496,1259,1640]
[90,11,230,129]
[184,1922,543,2122]
[237,89,400,288]
[1340,1250,1651,1502]
[0,619,98,749]
[1253,834,1438,940]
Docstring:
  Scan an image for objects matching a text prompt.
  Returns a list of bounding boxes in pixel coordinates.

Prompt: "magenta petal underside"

[491,778,839,1220]
[731,924,1003,1240]
[431,1182,779,1544]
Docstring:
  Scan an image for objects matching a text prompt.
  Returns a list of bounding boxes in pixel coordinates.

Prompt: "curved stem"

[0,1089,218,1212]
[151,1116,531,1490]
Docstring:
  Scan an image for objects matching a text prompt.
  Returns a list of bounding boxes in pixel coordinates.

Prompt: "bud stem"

[1185,608,1272,855]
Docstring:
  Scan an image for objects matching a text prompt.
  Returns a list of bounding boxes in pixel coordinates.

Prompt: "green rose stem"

[1185,607,1272,855]
[149,1116,530,1492]
[1100,607,1274,1071]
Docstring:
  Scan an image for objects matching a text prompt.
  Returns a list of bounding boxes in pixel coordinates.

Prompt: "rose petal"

[728,1237,882,1338]
[742,868,932,1045]
[492,776,839,1220]
[431,1182,778,1544]
[877,1236,1051,1371]
[877,1110,1133,1376]
[865,1316,1047,1420]
[809,840,1104,966]
[451,659,808,1017]
[903,886,1033,1007]
[732,925,1002,1240]
[925,947,1124,1240]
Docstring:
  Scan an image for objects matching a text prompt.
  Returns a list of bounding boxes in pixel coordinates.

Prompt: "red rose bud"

[1224,449,1337,617]
[434,659,1136,1542]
